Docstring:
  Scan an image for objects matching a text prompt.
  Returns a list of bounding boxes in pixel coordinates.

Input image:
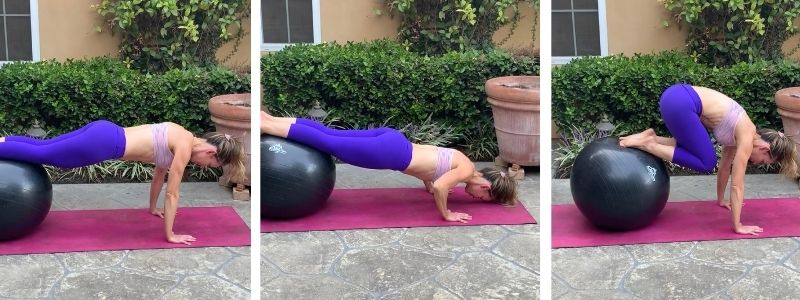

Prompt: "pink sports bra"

[152,123,174,169]
[431,147,455,182]
[712,101,744,147]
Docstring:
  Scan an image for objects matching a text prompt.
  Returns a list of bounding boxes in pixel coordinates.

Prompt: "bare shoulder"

[453,149,475,170]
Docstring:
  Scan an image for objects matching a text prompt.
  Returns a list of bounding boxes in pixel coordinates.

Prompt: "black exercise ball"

[0,160,52,240]
[570,136,669,231]
[261,134,336,219]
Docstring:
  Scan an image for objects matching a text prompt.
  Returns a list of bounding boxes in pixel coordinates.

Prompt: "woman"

[260,111,518,223]
[620,84,797,236]
[0,120,246,244]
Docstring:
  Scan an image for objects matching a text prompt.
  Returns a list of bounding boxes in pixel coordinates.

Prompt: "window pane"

[552,12,575,56]
[287,0,313,43]
[574,12,600,55]
[263,0,289,43]
[553,0,571,10]
[0,19,6,61]
[7,16,31,60]
[5,0,29,14]
[573,0,598,10]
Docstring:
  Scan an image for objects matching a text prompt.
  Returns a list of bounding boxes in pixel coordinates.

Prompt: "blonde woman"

[0,120,246,244]
[260,111,517,223]
[620,84,798,236]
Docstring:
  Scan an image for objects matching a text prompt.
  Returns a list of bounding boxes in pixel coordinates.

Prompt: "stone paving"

[552,174,800,299]
[262,163,540,300]
[0,182,251,300]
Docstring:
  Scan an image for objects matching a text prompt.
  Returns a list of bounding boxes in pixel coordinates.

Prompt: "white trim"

[598,0,608,56]
[261,0,321,52]
[311,0,320,44]
[551,0,608,64]
[30,0,39,61]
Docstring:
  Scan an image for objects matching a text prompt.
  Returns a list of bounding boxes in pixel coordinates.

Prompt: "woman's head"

[193,132,247,182]
[464,167,518,206]
[756,129,798,178]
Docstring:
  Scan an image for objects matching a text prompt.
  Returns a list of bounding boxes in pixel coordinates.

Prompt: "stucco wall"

[38,0,250,68]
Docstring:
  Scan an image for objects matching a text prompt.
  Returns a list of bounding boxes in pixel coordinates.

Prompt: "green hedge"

[553,52,800,136]
[261,40,538,155]
[0,57,250,135]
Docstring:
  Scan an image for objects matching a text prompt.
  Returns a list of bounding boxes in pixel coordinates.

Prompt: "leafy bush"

[384,0,538,55]
[0,57,249,136]
[262,40,538,159]
[96,0,249,72]
[553,52,800,137]
[662,0,800,66]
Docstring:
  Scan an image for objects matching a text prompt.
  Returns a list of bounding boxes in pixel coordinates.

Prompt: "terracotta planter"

[208,93,251,186]
[486,76,540,166]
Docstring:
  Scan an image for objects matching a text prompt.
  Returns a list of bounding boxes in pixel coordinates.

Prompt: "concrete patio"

[0,182,251,300]
[262,162,540,299]
[553,174,800,299]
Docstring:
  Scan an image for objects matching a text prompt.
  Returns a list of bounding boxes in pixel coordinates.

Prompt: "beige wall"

[38,0,250,68]
[320,0,399,43]
[605,0,800,59]
[605,0,686,55]
[269,0,538,51]
[493,4,539,51]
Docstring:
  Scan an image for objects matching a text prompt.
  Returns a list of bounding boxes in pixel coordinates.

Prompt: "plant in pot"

[208,93,251,200]
[486,75,539,180]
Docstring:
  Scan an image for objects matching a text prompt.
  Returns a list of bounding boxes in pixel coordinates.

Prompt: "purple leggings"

[660,84,716,173]
[0,120,126,169]
[286,118,413,171]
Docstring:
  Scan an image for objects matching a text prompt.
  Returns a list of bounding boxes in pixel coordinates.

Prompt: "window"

[262,0,321,51]
[552,0,606,64]
[0,0,38,62]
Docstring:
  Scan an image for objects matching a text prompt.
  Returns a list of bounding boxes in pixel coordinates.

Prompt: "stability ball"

[0,160,52,240]
[570,136,669,231]
[261,135,336,219]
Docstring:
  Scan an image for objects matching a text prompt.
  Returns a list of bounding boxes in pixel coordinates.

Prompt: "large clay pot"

[209,93,251,186]
[775,87,800,150]
[486,76,540,166]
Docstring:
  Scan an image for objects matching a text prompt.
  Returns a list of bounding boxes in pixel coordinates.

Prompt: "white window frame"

[261,0,321,52]
[551,0,607,65]
[0,0,39,65]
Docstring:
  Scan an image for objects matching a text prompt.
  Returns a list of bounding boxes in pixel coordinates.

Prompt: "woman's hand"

[167,234,197,245]
[734,224,763,236]
[444,210,472,223]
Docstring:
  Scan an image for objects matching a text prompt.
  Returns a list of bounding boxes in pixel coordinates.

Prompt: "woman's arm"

[717,146,735,208]
[431,165,474,223]
[163,130,196,244]
[730,132,762,235]
[149,167,167,217]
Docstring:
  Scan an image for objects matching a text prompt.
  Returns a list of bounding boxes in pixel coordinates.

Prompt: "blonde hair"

[203,132,247,183]
[479,167,518,206]
[758,129,798,179]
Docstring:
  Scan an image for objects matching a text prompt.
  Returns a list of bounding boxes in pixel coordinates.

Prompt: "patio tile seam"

[210,252,251,292]
[47,253,71,300]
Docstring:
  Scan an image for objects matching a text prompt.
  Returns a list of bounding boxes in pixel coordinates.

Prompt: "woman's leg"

[3,121,102,145]
[0,120,123,168]
[294,118,394,137]
[284,123,412,171]
[261,112,393,138]
[625,85,715,172]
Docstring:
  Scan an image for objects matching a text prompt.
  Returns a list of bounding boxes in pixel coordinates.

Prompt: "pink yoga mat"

[262,188,536,232]
[0,206,250,255]
[553,198,800,248]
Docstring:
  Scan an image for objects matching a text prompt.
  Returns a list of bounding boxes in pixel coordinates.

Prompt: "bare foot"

[619,129,655,147]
